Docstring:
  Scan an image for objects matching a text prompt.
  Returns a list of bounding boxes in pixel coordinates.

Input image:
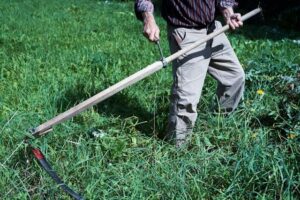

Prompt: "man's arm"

[219,0,243,30]
[135,0,160,42]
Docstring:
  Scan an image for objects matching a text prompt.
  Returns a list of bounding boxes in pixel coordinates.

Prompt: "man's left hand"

[226,13,243,30]
[221,7,243,30]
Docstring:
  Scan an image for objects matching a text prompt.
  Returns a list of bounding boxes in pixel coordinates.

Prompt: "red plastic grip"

[32,148,44,160]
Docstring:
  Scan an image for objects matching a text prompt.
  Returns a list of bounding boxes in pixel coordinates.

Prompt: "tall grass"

[0,0,299,199]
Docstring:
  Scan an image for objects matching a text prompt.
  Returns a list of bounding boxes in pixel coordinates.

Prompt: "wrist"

[142,12,155,23]
[221,7,234,20]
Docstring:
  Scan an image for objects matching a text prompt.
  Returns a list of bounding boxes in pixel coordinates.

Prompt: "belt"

[170,21,216,33]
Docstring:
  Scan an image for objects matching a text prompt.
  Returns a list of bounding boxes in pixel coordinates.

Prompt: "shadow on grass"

[55,82,168,139]
[95,93,168,140]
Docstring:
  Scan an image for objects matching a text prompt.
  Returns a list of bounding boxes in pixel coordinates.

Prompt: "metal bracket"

[29,127,53,137]
[161,57,168,68]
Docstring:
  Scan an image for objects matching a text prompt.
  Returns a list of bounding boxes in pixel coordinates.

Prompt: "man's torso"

[162,0,216,28]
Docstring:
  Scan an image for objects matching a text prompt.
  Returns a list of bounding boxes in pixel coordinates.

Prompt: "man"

[135,0,245,147]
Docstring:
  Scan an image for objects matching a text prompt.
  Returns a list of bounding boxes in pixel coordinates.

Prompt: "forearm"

[220,7,234,20]
[142,11,155,23]
[218,0,242,30]
[135,0,154,21]
[218,0,236,16]
[135,0,159,41]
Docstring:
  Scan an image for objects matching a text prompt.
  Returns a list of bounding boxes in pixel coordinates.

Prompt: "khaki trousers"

[167,21,245,146]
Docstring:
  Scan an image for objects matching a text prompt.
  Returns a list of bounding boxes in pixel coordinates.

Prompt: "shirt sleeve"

[134,0,154,21]
[218,0,238,8]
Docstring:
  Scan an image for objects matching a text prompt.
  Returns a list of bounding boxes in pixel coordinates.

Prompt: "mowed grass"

[0,0,299,199]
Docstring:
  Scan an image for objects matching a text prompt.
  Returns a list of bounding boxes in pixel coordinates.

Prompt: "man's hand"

[221,7,243,30]
[142,12,160,42]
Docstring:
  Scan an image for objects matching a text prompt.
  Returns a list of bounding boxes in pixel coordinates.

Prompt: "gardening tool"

[27,8,262,199]
[30,8,262,137]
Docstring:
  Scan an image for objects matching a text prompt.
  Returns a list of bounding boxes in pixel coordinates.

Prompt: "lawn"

[0,0,299,199]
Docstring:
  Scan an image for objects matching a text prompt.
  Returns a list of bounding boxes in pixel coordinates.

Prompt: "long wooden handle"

[31,8,262,136]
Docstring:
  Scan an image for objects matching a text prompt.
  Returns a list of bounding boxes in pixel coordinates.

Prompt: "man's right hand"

[142,12,160,42]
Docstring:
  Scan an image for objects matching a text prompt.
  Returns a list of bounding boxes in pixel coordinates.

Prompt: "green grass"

[0,0,299,199]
